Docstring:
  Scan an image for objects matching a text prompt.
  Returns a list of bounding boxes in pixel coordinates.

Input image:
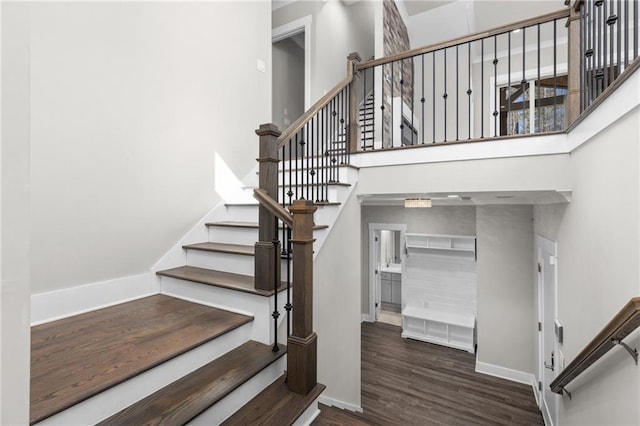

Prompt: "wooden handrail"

[277,75,353,147]
[253,188,293,228]
[550,297,640,395]
[357,9,570,70]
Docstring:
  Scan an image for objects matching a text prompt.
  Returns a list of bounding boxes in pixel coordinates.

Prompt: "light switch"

[257,59,266,73]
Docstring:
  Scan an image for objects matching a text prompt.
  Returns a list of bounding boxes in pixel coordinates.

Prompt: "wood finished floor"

[313,322,543,426]
[30,295,252,424]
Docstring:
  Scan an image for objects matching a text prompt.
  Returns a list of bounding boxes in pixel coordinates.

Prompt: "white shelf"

[401,304,475,353]
[405,233,476,255]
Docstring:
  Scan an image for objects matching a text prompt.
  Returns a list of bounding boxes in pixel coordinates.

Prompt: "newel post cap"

[255,123,282,137]
[288,199,317,214]
[347,52,362,63]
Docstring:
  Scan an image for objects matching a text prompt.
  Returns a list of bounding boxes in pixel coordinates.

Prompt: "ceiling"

[358,190,571,207]
[401,0,457,16]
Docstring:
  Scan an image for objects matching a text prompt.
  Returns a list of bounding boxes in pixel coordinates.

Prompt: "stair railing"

[550,297,640,398]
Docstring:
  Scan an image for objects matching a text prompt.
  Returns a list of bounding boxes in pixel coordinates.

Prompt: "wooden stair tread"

[157,265,286,296]
[207,221,329,230]
[183,242,254,256]
[222,376,326,426]
[312,403,371,425]
[98,341,286,426]
[30,295,253,424]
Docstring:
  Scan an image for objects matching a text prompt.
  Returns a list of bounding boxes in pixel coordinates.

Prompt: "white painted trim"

[293,398,321,426]
[273,15,312,110]
[31,273,156,326]
[317,395,363,413]
[361,313,373,323]
[475,361,536,386]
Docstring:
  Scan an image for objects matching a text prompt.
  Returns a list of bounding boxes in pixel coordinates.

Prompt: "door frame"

[272,15,312,111]
[536,234,559,426]
[368,223,407,322]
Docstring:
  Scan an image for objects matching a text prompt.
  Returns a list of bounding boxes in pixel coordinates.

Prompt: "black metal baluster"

[295,133,299,200]
[456,45,459,141]
[593,0,598,98]
[311,116,316,203]
[272,224,280,353]
[597,0,603,95]
[391,61,395,147]
[521,27,526,134]
[580,6,585,112]
[608,1,616,84]
[281,146,285,208]
[421,54,425,144]
[493,35,498,137]
[363,68,368,150]
[411,58,415,145]
[433,52,436,142]
[603,0,609,89]
[380,64,385,149]
[323,105,328,202]
[481,39,484,138]
[508,32,511,135]
[538,23,541,130]
[443,49,448,142]
[624,0,629,68]
[304,124,309,200]
[554,19,558,130]
[467,43,472,139]
[288,139,293,206]
[331,97,337,183]
[634,0,638,63]
[285,227,292,339]
[617,0,621,79]
[400,59,404,146]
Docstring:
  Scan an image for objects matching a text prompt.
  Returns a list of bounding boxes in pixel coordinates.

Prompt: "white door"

[539,236,559,426]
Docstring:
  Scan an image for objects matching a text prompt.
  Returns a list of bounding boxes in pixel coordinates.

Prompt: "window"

[499,75,567,136]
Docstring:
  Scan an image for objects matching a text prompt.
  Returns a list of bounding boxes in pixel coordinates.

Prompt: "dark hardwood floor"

[313,322,543,426]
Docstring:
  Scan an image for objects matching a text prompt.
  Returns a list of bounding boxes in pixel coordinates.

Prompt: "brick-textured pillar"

[287,199,318,395]
[255,124,281,292]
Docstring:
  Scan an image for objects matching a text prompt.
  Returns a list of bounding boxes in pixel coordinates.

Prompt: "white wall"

[360,205,477,315]
[1,3,32,422]
[476,206,535,374]
[273,0,375,105]
[314,189,361,410]
[26,2,271,294]
[534,107,640,425]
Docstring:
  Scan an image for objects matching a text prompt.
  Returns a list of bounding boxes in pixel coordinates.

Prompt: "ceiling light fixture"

[404,198,432,208]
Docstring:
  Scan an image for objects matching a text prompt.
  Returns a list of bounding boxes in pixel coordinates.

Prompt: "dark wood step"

[30,295,253,424]
[157,265,287,296]
[98,341,286,426]
[206,221,329,231]
[221,376,326,426]
[183,242,254,256]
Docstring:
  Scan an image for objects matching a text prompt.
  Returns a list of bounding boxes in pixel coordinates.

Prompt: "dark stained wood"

[253,188,293,227]
[206,221,329,231]
[222,375,326,426]
[30,295,253,424]
[254,240,281,292]
[312,404,370,426]
[313,322,543,426]
[183,242,254,256]
[98,341,286,426]
[357,9,570,70]
[287,200,319,395]
[347,52,362,153]
[551,297,640,394]
[156,265,286,296]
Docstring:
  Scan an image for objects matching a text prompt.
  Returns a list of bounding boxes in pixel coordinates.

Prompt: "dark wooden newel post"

[287,199,318,395]
[255,123,281,292]
[347,52,362,154]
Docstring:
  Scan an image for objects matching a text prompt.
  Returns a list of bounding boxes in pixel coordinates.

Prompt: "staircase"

[30,161,358,425]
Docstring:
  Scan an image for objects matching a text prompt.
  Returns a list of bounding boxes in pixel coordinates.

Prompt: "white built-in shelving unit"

[402,233,477,353]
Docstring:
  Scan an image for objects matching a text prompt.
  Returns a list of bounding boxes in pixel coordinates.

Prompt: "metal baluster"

[580,6,585,112]
[624,0,629,68]
[538,23,541,130]
[554,19,558,130]
[271,222,280,353]
[593,0,598,99]
[508,32,511,135]
[481,39,484,138]
[493,35,498,137]
[311,116,315,203]
[597,0,603,95]
[400,59,404,146]
[295,132,299,200]
[380,64,385,149]
[617,0,621,79]
[281,146,285,208]
[363,68,368,150]
[522,27,527,134]
[608,0,616,84]
[391,61,395,147]
[634,0,638,63]
[468,43,472,139]
[411,58,415,145]
[421,54,425,144]
[603,0,609,89]
[443,49,448,142]
[305,123,309,200]
[433,52,436,142]
[288,139,293,206]
[285,227,292,338]
[456,45,459,141]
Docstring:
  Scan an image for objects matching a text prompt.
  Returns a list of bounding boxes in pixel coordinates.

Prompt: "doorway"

[537,235,559,426]
[272,16,311,131]
[368,223,407,325]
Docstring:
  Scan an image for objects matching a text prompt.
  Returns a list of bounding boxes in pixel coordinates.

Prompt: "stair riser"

[187,356,286,426]
[209,226,258,246]
[225,204,259,222]
[186,250,291,277]
[160,277,289,345]
[35,322,252,426]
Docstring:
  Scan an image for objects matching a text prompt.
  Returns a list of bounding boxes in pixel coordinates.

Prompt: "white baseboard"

[31,272,157,325]
[475,361,536,386]
[317,395,363,413]
[361,314,372,323]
